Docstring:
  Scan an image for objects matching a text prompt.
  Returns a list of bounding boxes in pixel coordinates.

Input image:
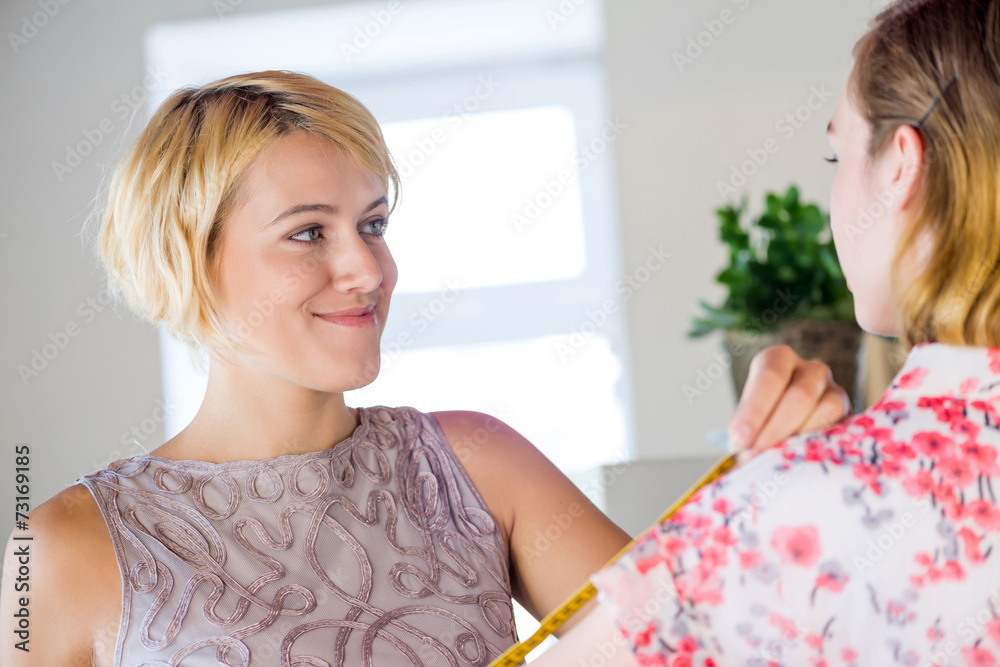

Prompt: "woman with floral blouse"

[534,0,1000,665]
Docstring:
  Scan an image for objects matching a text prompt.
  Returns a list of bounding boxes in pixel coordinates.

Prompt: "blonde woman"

[0,71,848,666]
[533,0,1000,665]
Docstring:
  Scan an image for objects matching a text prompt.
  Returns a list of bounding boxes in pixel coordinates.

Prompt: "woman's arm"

[433,409,629,634]
[0,485,120,667]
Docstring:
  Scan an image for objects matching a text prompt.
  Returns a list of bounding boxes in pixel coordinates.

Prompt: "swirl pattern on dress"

[77,405,516,667]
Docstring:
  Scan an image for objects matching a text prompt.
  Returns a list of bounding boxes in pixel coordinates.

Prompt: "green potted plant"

[690,185,864,408]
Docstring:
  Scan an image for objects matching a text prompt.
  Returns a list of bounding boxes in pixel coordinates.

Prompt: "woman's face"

[826,80,922,338]
[212,131,397,392]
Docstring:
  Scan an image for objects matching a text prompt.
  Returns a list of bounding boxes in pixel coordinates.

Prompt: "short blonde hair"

[851,0,1000,348]
[87,70,399,360]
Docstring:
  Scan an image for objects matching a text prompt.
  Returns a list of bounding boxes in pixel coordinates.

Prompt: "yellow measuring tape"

[487,452,740,667]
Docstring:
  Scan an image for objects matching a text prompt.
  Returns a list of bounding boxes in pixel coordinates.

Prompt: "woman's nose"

[326,231,383,294]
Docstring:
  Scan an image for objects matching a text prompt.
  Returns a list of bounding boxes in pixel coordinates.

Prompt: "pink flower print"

[771,525,821,567]
[913,431,957,458]
[967,499,1000,531]
[961,377,980,393]
[941,560,966,581]
[669,656,691,667]
[989,348,1000,373]
[881,440,917,460]
[712,497,734,515]
[676,636,698,653]
[874,398,907,414]
[961,646,996,667]
[636,553,667,575]
[805,634,824,649]
[870,427,895,443]
[880,459,907,478]
[688,513,713,531]
[633,621,656,648]
[661,535,687,557]
[987,616,1000,646]
[638,656,667,667]
[952,419,981,439]
[898,367,929,389]
[815,563,849,593]
[963,441,1000,476]
[938,456,976,488]
[957,527,986,564]
[841,647,858,662]
[927,625,945,642]
[700,544,728,570]
[711,525,738,547]
[942,492,966,522]
[853,462,881,489]
[903,469,935,497]
[739,549,764,570]
[805,440,832,462]
[768,612,802,640]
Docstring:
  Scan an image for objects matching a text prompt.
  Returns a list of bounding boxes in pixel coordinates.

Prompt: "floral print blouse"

[591,343,1000,667]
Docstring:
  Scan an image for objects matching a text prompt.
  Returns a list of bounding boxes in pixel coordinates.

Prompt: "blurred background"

[0,0,896,645]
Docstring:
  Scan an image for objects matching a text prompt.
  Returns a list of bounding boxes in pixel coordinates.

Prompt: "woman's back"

[591,343,1000,664]
[60,405,514,667]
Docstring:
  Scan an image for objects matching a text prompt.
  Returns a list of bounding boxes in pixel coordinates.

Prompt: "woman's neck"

[149,358,361,464]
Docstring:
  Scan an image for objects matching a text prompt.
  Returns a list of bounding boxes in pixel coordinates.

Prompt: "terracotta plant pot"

[725,319,866,412]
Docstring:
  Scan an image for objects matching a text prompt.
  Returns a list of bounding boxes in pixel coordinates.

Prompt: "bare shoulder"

[428,410,535,543]
[429,410,630,630]
[1,484,121,666]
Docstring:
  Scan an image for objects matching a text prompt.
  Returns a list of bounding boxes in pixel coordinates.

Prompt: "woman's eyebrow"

[266,203,337,228]
[365,196,388,213]
[265,196,387,229]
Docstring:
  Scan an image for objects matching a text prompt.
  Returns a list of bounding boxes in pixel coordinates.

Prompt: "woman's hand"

[728,344,852,461]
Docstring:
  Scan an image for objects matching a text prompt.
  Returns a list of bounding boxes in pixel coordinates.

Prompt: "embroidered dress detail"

[78,405,516,667]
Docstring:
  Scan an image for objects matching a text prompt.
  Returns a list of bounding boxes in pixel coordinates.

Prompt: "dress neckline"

[114,405,373,471]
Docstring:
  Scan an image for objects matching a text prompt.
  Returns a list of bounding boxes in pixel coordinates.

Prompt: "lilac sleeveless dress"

[76,405,517,667]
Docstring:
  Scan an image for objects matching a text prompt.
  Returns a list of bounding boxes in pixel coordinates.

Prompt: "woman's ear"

[883,124,926,213]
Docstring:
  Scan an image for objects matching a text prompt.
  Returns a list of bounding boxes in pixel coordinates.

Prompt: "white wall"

[0,0,889,520]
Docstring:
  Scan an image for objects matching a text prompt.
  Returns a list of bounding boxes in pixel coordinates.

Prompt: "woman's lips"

[314,307,376,328]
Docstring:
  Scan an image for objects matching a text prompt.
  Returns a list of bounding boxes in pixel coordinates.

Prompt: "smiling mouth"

[314,305,376,328]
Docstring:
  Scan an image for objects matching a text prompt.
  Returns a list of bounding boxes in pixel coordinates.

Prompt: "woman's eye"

[290,227,322,243]
[362,218,389,238]
[824,155,839,164]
